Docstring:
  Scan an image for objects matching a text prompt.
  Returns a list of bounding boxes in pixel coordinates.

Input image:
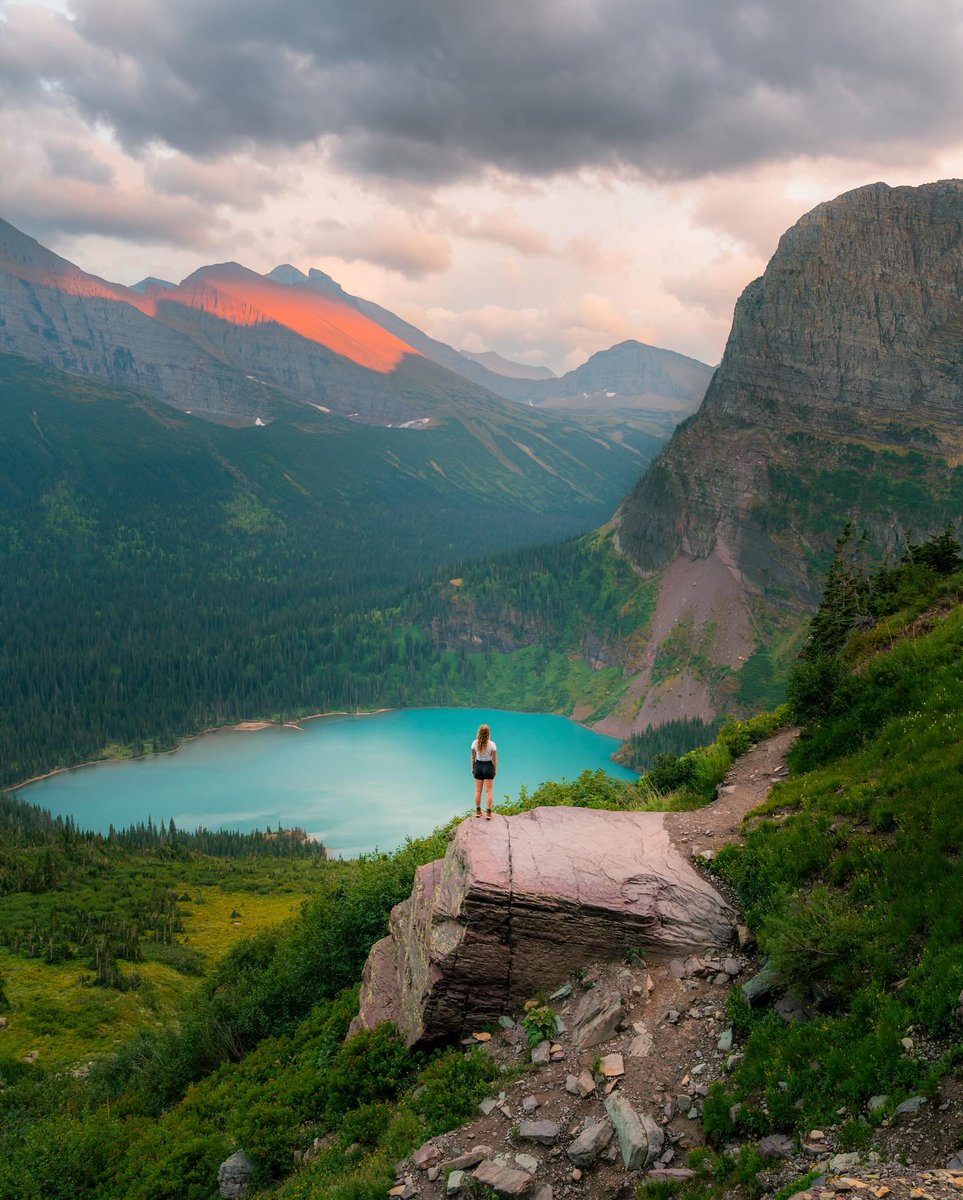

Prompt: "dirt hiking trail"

[665,725,799,857]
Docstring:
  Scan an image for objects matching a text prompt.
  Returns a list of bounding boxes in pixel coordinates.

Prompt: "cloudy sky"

[2,0,961,371]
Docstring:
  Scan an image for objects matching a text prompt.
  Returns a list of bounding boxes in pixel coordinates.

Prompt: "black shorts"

[473,760,495,780]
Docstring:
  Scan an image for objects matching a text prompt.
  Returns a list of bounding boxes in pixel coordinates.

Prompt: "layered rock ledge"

[351,806,736,1046]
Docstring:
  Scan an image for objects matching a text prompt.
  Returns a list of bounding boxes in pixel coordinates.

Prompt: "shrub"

[339,1102,393,1148]
[786,653,849,724]
[646,753,697,794]
[761,884,869,997]
[411,1047,499,1136]
[143,940,206,975]
[522,1005,557,1046]
[323,1024,418,1124]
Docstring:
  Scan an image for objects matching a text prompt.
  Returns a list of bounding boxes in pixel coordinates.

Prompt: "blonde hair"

[476,723,491,752]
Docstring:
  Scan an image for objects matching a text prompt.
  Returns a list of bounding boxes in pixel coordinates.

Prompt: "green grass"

[0,877,313,1069]
[707,578,963,1138]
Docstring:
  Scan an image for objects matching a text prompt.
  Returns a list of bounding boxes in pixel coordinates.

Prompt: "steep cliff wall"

[589,181,963,733]
[617,181,963,601]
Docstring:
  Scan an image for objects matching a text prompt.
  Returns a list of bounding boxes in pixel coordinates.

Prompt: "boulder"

[605,1094,664,1170]
[518,1120,561,1146]
[217,1150,254,1200]
[571,988,624,1049]
[598,1053,625,1078]
[352,807,736,1044]
[893,1095,927,1120]
[757,1134,794,1160]
[567,1121,614,1166]
[412,1140,440,1169]
[565,1069,597,1098]
[440,1147,492,1172]
[775,990,816,1024]
[531,1040,551,1066]
[741,962,784,1007]
[628,1030,654,1057]
[472,1159,534,1195]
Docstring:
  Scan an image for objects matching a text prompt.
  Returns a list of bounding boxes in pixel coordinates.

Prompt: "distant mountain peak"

[463,349,556,381]
[130,276,176,293]
[267,264,309,285]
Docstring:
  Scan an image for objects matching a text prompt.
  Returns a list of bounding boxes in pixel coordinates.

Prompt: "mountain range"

[0,219,711,431]
[2,181,961,778]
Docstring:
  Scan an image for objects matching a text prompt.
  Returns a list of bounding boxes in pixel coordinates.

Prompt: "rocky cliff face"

[588,181,963,734]
[618,181,963,596]
[351,807,735,1046]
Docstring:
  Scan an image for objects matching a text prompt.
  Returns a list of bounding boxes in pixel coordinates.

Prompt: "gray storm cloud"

[3,0,962,184]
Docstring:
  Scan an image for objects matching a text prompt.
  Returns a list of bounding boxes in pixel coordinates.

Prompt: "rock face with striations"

[618,180,963,601]
[350,807,736,1046]
[589,181,963,736]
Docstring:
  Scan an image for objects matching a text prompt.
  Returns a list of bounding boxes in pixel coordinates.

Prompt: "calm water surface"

[18,708,636,856]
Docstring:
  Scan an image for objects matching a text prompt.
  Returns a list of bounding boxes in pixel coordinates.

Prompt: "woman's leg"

[485,778,493,816]
[474,778,483,814]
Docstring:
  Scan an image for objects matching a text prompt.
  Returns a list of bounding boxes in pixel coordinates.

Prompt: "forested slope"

[0,353,660,786]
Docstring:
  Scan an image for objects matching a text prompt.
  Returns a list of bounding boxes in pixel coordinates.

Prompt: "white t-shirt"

[471,738,497,762]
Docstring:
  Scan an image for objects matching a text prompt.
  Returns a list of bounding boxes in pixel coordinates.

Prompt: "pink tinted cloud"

[311,213,452,278]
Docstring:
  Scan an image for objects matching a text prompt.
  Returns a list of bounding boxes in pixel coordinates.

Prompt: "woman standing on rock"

[471,723,498,819]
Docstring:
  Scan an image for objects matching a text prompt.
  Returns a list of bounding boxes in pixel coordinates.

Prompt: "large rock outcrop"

[618,180,963,598]
[351,807,736,1046]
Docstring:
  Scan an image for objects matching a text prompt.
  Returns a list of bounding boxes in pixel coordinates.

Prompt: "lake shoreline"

[11,707,396,793]
[14,708,637,855]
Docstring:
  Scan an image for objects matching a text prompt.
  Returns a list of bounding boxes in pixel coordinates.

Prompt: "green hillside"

[1,548,960,1199]
[705,539,963,1148]
[0,352,660,786]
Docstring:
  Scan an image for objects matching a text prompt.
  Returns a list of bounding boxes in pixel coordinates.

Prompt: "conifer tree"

[905,524,963,575]
[805,523,872,659]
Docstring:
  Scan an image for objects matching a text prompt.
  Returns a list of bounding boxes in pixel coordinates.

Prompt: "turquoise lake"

[17,708,636,857]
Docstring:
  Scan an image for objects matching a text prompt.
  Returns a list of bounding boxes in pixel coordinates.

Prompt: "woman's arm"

[491,749,498,776]
[471,750,476,772]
